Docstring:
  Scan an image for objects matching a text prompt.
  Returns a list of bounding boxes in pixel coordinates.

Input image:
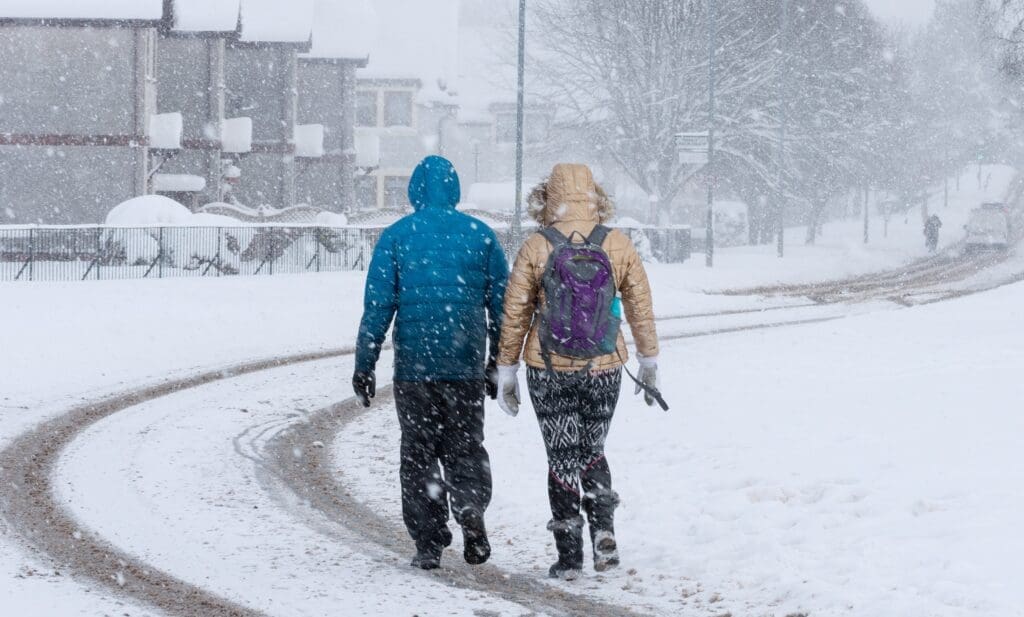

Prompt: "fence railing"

[0,224,691,283]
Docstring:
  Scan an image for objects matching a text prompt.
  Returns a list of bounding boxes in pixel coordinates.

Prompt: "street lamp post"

[513,0,527,244]
[777,0,788,258]
[706,0,716,268]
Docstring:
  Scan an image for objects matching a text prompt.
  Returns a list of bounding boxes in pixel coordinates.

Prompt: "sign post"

[675,128,713,266]
[675,132,710,166]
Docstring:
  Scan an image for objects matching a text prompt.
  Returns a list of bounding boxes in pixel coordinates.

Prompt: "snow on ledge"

[0,0,163,20]
[149,113,183,150]
[172,0,240,32]
[153,174,207,193]
[222,117,253,154]
[293,124,325,158]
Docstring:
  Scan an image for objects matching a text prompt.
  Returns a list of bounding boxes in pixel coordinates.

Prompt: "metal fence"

[0,224,691,283]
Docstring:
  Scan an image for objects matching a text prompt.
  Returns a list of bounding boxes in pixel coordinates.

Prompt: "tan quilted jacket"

[497,163,659,371]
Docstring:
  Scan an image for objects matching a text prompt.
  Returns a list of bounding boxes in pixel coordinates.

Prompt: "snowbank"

[315,211,348,227]
[106,196,237,227]
[106,196,194,227]
[465,181,537,214]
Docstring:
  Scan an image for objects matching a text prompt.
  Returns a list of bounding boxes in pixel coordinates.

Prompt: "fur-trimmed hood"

[527,163,614,225]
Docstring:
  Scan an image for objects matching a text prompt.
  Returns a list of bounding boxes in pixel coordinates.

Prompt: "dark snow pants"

[526,367,622,531]
[394,380,492,552]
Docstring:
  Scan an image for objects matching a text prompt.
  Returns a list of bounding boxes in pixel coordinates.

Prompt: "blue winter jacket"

[355,156,509,382]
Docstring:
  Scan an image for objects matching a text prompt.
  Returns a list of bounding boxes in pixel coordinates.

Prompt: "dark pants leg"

[527,368,622,523]
[394,380,491,552]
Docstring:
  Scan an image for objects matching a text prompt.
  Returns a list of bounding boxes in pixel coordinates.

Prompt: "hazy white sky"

[864,0,936,27]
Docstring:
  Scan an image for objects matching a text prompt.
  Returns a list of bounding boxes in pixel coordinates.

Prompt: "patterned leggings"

[527,367,622,526]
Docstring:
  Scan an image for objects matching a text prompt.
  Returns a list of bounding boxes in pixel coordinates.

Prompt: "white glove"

[635,355,658,407]
[496,364,521,417]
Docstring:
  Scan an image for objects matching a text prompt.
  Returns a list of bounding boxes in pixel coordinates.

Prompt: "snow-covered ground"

[339,281,1024,616]
[0,164,1019,615]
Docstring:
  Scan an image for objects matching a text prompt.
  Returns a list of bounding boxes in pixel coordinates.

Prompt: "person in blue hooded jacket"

[353,155,509,570]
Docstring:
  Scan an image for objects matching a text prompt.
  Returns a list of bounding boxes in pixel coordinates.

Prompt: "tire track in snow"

[2,258,1010,616]
[0,349,349,617]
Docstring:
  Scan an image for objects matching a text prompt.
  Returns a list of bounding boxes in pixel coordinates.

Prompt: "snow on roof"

[302,0,375,60]
[358,0,459,92]
[238,0,313,43]
[0,0,163,20]
[172,0,240,32]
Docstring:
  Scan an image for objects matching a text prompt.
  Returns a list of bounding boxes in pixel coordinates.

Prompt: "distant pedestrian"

[353,155,509,570]
[925,214,942,252]
[495,163,663,580]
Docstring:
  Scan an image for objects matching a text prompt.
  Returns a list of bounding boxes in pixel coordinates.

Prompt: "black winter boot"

[410,526,451,570]
[460,510,490,565]
[584,489,620,572]
[547,516,584,580]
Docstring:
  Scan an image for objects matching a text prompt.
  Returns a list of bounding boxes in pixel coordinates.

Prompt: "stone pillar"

[134,27,157,197]
[338,62,358,213]
[281,46,298,207]
[204,38,227,205]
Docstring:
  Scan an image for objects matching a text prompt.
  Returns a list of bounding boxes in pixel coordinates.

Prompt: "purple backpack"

[537,225,620,373]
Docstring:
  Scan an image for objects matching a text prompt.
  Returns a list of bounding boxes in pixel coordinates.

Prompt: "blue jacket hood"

[408,155,461,211]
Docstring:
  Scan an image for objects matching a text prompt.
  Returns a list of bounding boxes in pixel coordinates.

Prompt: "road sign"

[676,131,709,165]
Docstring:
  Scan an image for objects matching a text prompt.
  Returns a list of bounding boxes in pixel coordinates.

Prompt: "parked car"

[964,202,1010,251]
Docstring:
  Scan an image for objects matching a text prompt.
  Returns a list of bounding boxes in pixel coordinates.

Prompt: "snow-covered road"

[15,277,1022,616]
[2,167,1022,616]
[51,352,569,617]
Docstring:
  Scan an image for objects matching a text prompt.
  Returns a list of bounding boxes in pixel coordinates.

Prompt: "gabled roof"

[301,0,375,62]
[0,0,163,21]
[171,0,240,33]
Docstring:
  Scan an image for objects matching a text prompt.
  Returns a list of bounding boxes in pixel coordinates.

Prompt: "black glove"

[485,358,498,400]
[353,370,376,407]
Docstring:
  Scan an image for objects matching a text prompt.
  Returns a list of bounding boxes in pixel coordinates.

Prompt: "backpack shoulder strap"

[587,224,612,248]
[539,226,569,249]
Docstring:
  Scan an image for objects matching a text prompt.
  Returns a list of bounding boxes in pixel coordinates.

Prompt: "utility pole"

[513,0,527,244]
[863,186,870,244]
[706,0,716,268]
[777,0,788,258]
[944,146,949,209]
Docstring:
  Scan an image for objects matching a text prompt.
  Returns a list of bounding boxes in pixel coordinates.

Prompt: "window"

[383,176,410,208]
[525,114,551,144]
[355,175,377,210]
[356,91,377,127]
[495,113,516,144]
[384,91,413,127]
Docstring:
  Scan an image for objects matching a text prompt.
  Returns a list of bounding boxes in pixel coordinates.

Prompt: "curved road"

[4,236,1024,616]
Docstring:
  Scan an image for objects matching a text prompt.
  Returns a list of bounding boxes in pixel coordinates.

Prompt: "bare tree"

[530,0,783,223]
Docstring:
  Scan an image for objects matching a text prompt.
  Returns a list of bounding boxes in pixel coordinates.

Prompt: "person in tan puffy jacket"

[494,163,660,580]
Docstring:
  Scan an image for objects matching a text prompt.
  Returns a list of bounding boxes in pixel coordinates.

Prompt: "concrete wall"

[0,26,137,134]
[0,146,138,223]
[156,36,226,206]
[225,44,297,208]
[0,25,153,223]
[296,60,358,212]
